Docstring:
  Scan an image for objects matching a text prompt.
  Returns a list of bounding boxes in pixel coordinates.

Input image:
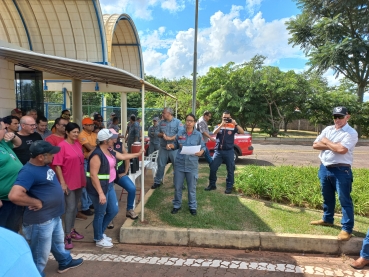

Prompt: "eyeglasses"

[23,123,36,127]
[333,115,345,120]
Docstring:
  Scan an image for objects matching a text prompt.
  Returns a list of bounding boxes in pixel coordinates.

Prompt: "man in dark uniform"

[204,111,244,194]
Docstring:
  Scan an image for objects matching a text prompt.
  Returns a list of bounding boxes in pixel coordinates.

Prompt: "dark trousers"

[0,200,24,232]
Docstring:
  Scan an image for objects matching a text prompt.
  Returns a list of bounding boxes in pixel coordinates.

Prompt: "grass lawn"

[137,164,369,238]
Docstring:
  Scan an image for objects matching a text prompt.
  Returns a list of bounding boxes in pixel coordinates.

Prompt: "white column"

[0,60,15,117]
[72,79,82,126]
[121,92,127,134]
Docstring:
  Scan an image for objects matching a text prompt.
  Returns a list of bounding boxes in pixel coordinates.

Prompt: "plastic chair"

[144,150,159,179]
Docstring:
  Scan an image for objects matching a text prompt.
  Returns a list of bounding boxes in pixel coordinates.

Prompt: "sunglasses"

[333,115,345,120]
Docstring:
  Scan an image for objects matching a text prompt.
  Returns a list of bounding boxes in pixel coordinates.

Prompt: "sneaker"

[70,229,84,240]
[224,188,232,194]
[103,234,112,242]
[126,209,138,220]
[81,209,94,216]
[107,221,114,229]
[57,258,83,273]
[96,238,113,248]
[64,235,74,250]
[75,211,87,220]
[310,219,333,226]
[89,204,94,210]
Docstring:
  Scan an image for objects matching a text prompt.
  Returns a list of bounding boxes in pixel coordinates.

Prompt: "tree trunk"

[355,85,366,137]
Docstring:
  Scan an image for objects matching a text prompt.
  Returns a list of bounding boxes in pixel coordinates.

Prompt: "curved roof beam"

[104,14,143,78]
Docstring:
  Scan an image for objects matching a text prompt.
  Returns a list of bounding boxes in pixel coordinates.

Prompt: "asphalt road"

[237,143,369,168]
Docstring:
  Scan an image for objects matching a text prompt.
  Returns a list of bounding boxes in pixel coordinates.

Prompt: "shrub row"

[234,165,369,216]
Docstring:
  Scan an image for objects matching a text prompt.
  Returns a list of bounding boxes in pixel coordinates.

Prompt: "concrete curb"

[252,137,369,146]
[120,226,363,255]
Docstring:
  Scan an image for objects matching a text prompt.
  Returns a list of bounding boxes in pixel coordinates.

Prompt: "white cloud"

[142,6,302,78]
[100,0,185,19]
[246,0,263,16]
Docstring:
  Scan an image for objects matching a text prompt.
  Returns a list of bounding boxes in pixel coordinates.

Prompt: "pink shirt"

[104,152,116,183]
[52,140,86,190]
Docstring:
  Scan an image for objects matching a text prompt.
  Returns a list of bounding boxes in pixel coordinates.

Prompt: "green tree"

[286,0,369,102]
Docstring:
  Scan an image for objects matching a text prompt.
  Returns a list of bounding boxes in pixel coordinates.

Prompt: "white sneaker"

[103,234,112,242]
[96,238,113,248]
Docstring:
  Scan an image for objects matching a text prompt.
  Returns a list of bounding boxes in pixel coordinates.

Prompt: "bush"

[234,165,369,216]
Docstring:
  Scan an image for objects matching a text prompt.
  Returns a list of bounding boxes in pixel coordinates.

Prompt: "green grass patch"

[136,164,369,237]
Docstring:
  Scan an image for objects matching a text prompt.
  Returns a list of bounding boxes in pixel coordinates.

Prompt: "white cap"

[97,129,118,141]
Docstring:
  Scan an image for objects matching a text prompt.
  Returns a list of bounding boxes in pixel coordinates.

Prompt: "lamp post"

[192,0,199,114]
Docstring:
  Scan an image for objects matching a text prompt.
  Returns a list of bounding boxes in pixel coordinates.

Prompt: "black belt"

[325,163,351,168]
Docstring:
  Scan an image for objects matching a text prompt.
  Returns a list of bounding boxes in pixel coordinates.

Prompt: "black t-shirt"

[13,132,43,165]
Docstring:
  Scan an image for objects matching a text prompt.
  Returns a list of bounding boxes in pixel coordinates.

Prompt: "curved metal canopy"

[0,42,175,98]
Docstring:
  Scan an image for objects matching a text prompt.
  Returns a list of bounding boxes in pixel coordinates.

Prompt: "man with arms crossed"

[9,140,83,275]
[151,107,184,189]
[311,106,358,241]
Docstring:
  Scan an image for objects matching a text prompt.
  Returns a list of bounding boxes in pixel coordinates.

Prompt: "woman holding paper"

[168,113,205,216]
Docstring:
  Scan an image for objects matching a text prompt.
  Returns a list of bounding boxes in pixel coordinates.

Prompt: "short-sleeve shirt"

[148,125,160,145]
[196,116,211,142]
[52,140,86,190]
[0,140,23,200]
[127,122,140,141]
[214,123,238,151]
[314,123,358,166]
[78,129,97,159]
[13,132,42,165]
[45,134,64,147]
[159,118,184,148]
[14,163,64,224]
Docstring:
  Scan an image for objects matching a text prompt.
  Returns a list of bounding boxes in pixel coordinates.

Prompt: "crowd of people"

[1,105,369,274]
[0,108,142,276]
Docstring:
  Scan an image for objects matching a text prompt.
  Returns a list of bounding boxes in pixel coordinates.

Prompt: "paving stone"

[238,262,248,269]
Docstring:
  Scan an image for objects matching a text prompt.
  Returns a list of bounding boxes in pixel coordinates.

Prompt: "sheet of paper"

[180,145,201,155]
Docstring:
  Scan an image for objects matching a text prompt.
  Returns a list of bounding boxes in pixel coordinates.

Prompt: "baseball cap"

[153,117,159,121]
[109,128,118,135]
[30,140,60,158]
[97,129,118,141]
[110,112,116,116]
[332,106,348,116]
[12,108,22,113]
[82,118,94,125]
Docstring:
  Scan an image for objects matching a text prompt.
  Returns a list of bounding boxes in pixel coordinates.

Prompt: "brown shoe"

[350,257,369,269]
[76,211,87,220]
[337,230,351,241]
[310,219,333,226]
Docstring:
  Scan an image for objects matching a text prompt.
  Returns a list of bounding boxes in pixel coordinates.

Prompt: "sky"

[99,0,351,91]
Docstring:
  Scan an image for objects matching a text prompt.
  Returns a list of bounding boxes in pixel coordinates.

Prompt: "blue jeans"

[82,160,93,210]
[209,149,235,189]
[203,146,213,165]
[22,217,72,276]
[88,182,119,241]
[360,229,369,259]
[173,170,197,209]
[116,175,136,210]
[318,164,354,233]
[0,200,24,232]
[154,148,178,184]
